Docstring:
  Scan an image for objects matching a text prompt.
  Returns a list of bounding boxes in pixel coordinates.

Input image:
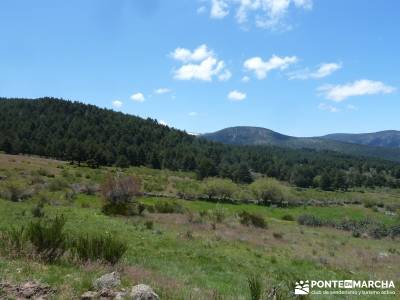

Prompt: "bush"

[101,174,141,204]
[48,178,69,191]
[250,178,287,206]
[26,215,67,263]
[31,202,45,218]
[281,214,295,221]
[202,178,237,200]
[101,174,142,216]
[2,183,26,202]
[239,211,267,228]
[144,220,154,230]
[297,214,324,227]
[273,232,284,239]
[247,275,262,300]
[154,201,184,214]
[72,233,127,264]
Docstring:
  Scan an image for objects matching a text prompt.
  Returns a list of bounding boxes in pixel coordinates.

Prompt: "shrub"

[250,178,287,206]
[202,178,237,200]
[101,174,142,216]
[48,178,69,191]
[31,202,45,218]
[273,232,284,239]
[154,201,184,214]
[2,183,26,202]
[26,215,67,263]
[210,204,227,223]
[72,233,127,264]
[239,211,267,229]
[144,220,154,230]
[247,275,262,300]
[281,214,295,221]
[101,174,141,204]
[297,214,324,227]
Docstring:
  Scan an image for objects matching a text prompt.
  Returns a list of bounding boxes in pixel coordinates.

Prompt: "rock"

[93,272,121,291]
[130,284,159,300]
[81,291,99,299]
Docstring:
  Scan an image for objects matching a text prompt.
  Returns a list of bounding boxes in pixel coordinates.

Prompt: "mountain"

[322,131,400,148]
[202,126,400,162]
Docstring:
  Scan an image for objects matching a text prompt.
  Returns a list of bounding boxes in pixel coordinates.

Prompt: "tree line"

[1,97,400,190]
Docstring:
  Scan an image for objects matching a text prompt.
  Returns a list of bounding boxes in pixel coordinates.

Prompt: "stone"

[130,284,159,300]
[93,272,121,291]
[81,291,99,299]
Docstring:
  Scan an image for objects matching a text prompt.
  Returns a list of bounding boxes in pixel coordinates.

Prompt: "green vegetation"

[0,154,398,299]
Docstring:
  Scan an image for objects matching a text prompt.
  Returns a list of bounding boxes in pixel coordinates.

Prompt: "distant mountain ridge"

[201,126,400,162]
[321,130,400,148]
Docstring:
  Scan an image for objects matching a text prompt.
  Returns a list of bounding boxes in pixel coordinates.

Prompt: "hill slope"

[202,126,400,162]
[322,130,400,148]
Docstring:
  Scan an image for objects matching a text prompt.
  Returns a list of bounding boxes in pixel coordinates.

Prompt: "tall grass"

[247,275,262,300]
[26,215,67,263]
[72,233,127,264]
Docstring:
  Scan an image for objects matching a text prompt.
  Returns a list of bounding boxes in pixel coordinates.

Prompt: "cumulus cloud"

[204,0,313,30]
[171,44,231,82]
[154,88,172,95]
[318,79,396,102]
[131,92,145,102]
[241,76,250,82]
[318,103,340,113]
[289,62,342,80]
[244,55,297,79]
[112,100,123,109]
[228,90,247,101]
[211,0,229,18]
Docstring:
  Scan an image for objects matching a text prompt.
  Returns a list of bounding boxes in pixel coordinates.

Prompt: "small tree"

[250,178,287,206]
[202,177,236,200]
[101,174,142,215]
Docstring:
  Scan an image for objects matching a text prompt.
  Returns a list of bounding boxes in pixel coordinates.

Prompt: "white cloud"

[112,100,123,109]
[211,0,229,18]
[318,103,340,113]
[171,44,231,81]
[159,120,168,126]
[244,55,297,79]
[289,62,342,80]
[197,6,207,14]
[171,44,213,63]
[241,75,250,82]
[228,90,247,101]
[218,69,232,81]
[205,0,313,30]
[318,79,396,102]
[154,88,172,95]
[188,111,198,116]
[131,92,145,102]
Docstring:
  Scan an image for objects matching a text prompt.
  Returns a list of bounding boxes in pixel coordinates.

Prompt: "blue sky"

[0,0,399,136]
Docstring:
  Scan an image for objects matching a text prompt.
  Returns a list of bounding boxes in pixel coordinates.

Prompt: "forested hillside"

[1,97,400,190]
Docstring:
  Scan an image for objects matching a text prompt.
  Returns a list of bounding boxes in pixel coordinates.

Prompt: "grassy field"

[0,154,399,299]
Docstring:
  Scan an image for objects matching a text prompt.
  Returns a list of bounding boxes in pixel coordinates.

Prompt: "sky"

[0,0,399,137]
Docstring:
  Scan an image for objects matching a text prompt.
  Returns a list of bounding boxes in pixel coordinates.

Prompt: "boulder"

[81,291,99,299]
[93,272,121,291]
[130,284,159,300]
